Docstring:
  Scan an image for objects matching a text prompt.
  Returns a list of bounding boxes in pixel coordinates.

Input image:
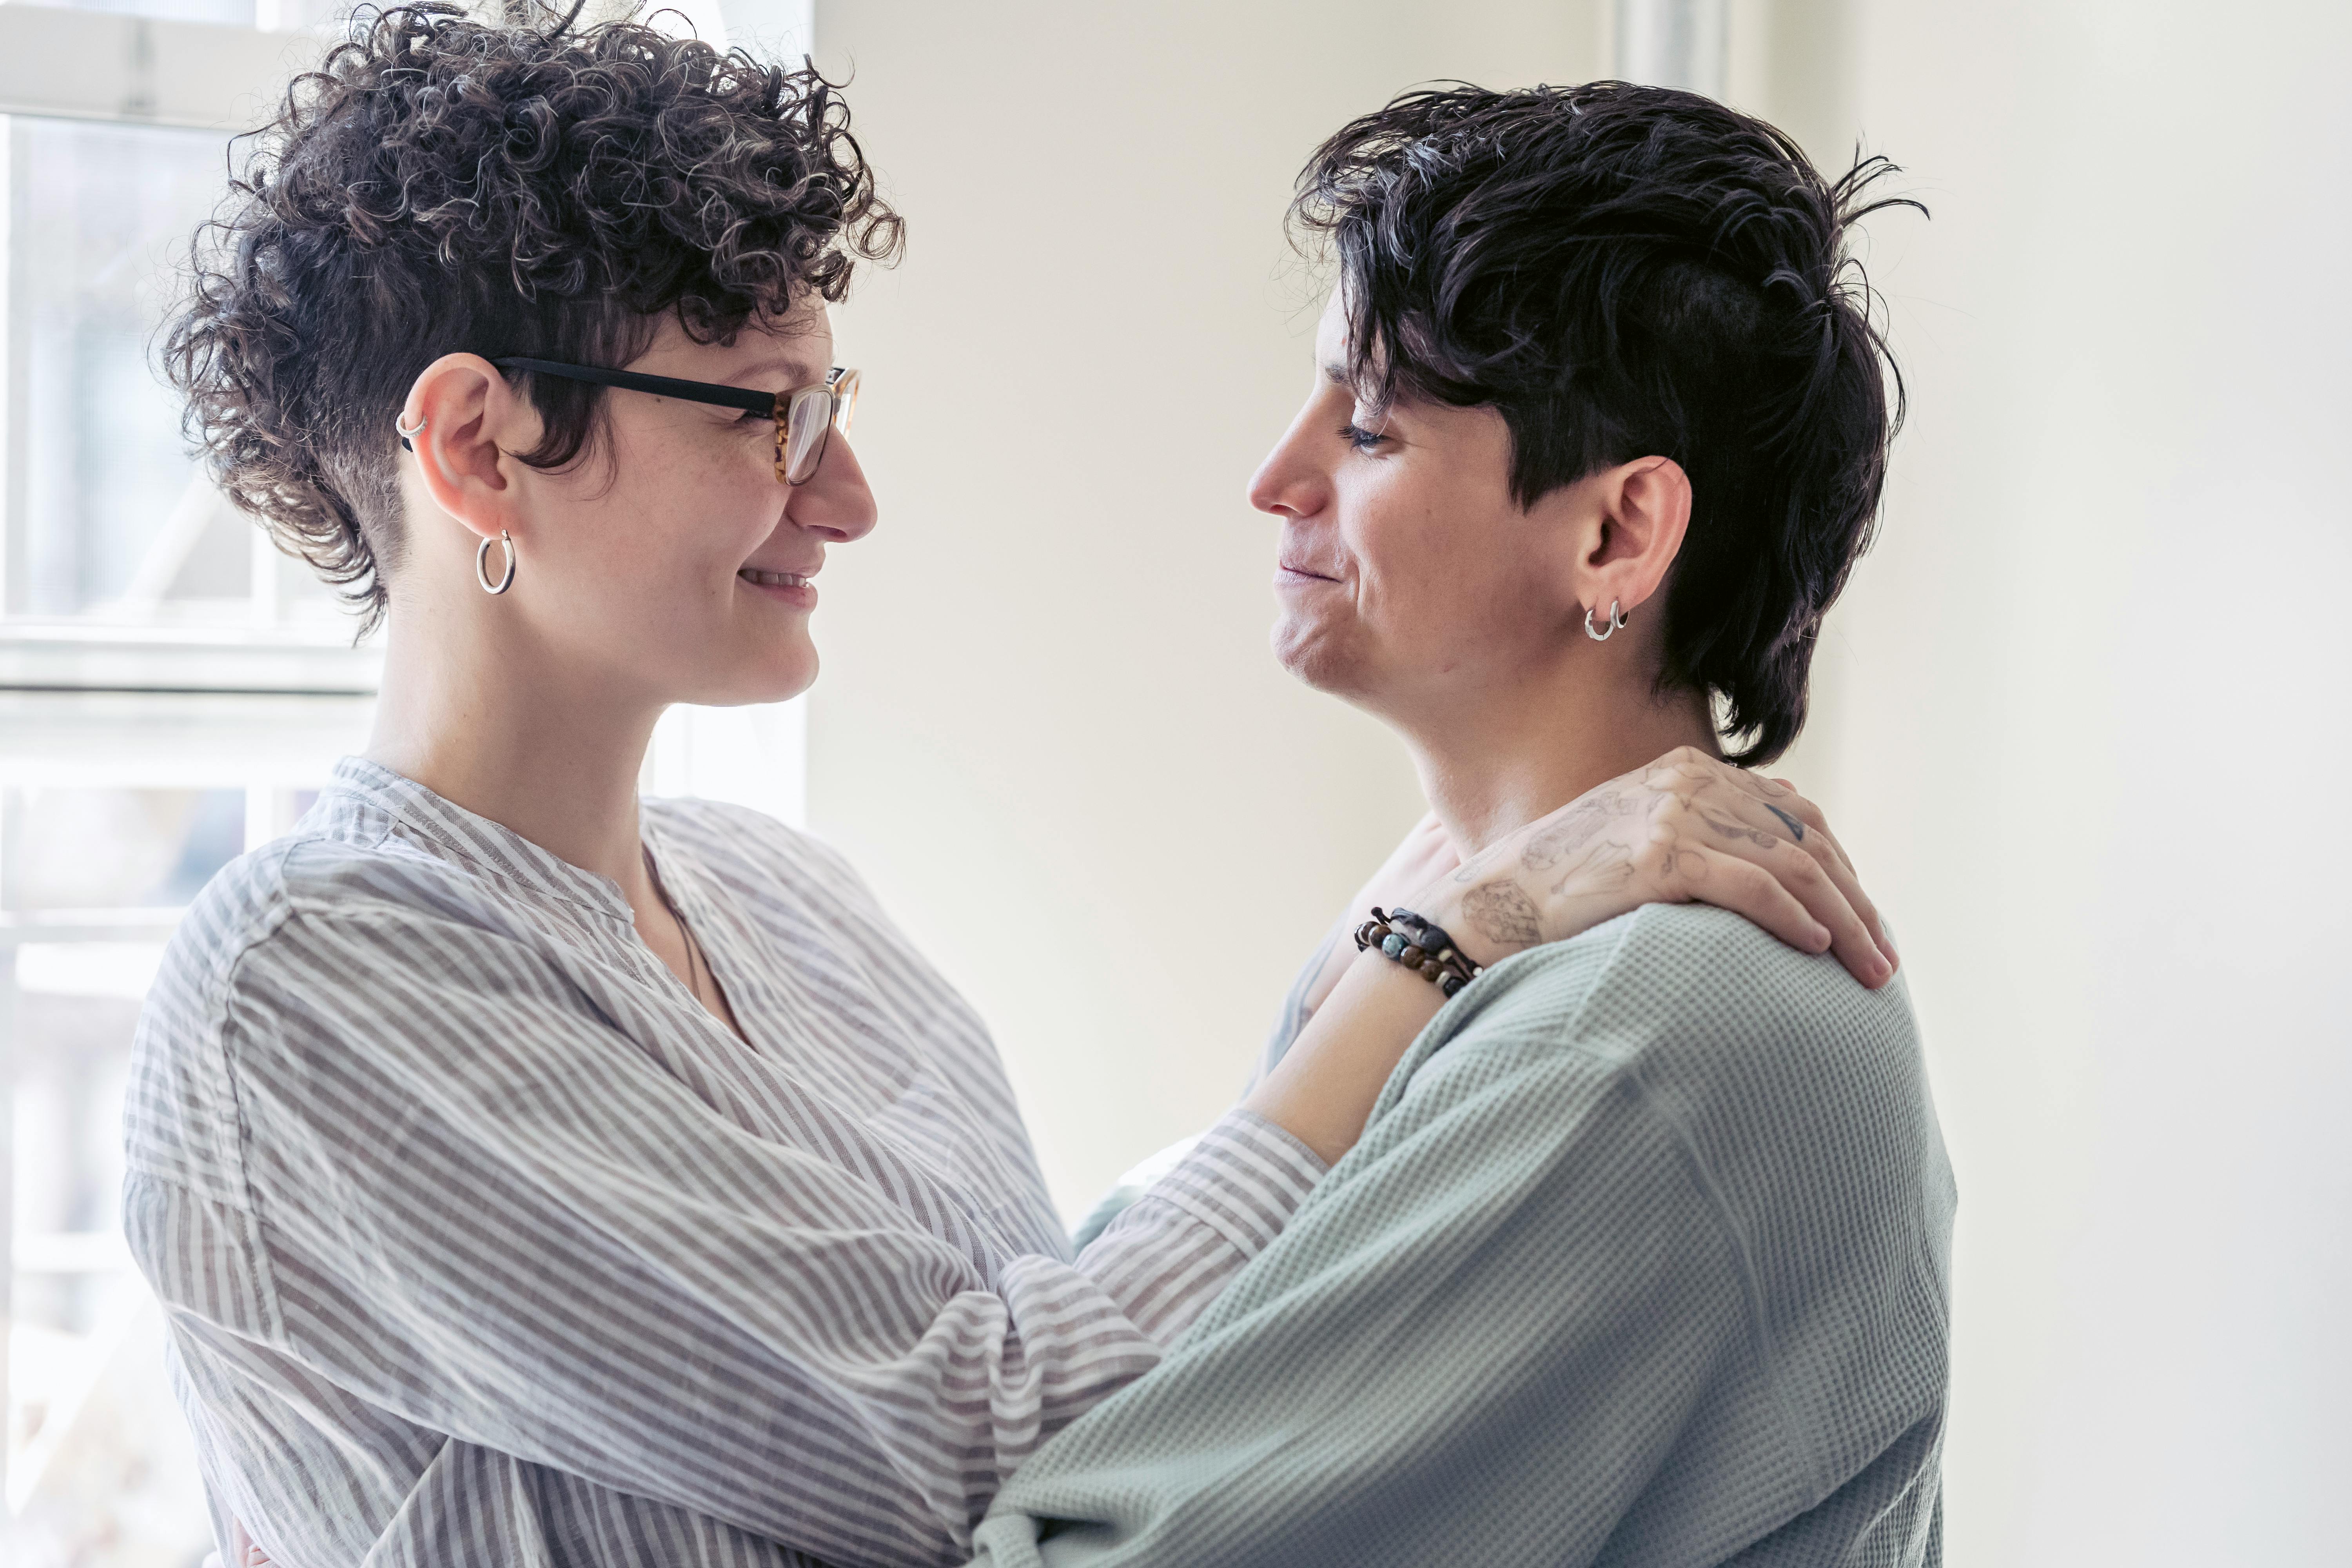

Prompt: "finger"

[1771,795,1891,970]
[1693,784,1866,919]
[1653,760,1893,982]
[1726,772,1829,843]
[1703,832,1891,988]
[1670,846,1835,960]
[1757,777,1858,876]
[1725,778,1890,969]
[1735,792,1888,969]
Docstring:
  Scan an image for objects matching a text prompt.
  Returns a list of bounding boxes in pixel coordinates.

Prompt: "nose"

[784,428,878,543]
[1247,401,1330,523]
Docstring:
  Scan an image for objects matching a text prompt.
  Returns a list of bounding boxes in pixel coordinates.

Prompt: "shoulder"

[145,829,405,1031]
[1358,905,1953,1498]
[1432,902,1920,1099]
[146,821,605,1079]
[130,823,479,1202]
[1403,902,1948,1264]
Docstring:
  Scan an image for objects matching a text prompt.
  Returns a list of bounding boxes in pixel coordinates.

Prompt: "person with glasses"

[134,9,1897,1568]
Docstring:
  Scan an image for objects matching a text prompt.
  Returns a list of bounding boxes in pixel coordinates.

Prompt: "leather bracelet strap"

[1354,906,1484,999]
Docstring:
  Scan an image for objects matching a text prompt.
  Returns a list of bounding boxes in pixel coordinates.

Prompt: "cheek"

[1343,474,1473,624]
[595,440,773,585]
[1347,485,1550,657]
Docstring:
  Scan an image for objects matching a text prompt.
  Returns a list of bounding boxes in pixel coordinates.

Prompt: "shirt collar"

[322,755,637,922]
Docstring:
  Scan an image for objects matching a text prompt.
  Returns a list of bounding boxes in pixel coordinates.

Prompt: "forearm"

[1242,950,1446,1165]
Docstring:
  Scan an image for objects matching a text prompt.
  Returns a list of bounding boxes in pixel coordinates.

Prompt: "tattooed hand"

[1415,747,1899,989]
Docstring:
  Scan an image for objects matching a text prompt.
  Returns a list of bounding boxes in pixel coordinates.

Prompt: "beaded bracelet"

[1354,906,1484,999]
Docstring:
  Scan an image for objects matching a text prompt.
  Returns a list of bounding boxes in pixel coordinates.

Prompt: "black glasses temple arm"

[490,358,776,416]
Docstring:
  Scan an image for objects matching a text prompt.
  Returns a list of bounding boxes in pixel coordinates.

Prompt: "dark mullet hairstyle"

[163,2,902,633]
[1294,82,1920,764]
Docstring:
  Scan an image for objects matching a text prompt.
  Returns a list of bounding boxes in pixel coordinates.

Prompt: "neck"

[363,595,662,897]
[1399,665,1721,856]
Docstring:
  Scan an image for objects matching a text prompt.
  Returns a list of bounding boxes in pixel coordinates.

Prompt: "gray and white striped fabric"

[123,757,1326,1568]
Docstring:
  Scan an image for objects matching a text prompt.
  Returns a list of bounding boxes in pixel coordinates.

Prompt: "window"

[0,0,808,1559]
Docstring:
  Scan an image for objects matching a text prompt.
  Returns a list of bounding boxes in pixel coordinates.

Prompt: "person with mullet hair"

[969,83,1951,1568]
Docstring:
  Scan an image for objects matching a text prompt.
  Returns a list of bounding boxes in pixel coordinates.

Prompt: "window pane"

[9,0,259,31]
[4,116,345,631]
[9,117,230,619]
[0,787,244,913]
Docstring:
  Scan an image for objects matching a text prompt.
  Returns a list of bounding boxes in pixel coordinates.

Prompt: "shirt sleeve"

[171,902,1321,1568]
[1075,1114,1322,1345]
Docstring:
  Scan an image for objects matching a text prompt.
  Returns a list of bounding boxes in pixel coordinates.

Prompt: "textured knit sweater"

[971,903,1956,1568]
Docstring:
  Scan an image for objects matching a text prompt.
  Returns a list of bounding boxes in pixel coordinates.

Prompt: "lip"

[1274,563,1339,587]
[738,565,819,609]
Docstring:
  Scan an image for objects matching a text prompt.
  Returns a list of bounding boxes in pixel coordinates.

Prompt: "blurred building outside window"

[0,0,806,1561]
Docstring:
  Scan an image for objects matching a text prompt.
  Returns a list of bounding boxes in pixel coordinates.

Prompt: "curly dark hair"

[1293,83,1918,764]
[163,3,902,633]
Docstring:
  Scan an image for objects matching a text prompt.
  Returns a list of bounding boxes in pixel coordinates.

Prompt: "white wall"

[806,0,1602,1218]
[1735,2,2352,1563]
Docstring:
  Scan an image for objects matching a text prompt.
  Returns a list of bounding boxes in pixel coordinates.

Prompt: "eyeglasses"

[489,358,860,485]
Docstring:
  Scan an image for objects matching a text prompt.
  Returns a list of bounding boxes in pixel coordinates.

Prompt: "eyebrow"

[728,354,829,389]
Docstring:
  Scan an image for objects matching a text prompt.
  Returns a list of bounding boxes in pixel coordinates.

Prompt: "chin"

[697,634,820,707]
[1270,611,1371,701]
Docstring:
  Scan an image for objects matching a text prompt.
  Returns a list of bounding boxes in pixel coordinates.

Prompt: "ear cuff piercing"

[396,412,427,453]
[1584,599,1630,641]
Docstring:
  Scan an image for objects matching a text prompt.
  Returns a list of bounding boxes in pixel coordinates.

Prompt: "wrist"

[1358,905,1485,998]
[1241,951,1443,1165]
[1410,888,1512,971]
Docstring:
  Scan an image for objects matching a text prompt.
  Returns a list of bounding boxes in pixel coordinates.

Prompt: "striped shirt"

[122,757,1327,1568]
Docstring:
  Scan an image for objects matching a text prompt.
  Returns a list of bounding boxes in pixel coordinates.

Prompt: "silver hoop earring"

[395,412,427,453]
[475,531,517,595]
[1583,598,1630,642]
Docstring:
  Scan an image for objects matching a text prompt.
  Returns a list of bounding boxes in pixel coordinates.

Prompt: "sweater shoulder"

[1440,903,1923,1104]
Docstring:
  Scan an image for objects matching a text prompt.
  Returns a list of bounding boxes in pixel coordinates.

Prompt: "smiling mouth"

[739,568,813,589]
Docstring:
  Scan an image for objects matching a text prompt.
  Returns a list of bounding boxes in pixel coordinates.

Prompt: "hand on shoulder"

[1412,747,1898,990]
